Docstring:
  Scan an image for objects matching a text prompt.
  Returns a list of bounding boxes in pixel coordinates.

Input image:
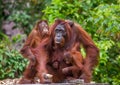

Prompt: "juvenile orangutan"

[19,20,49,84]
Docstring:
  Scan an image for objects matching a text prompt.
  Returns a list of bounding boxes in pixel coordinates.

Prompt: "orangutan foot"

[43,73,53,83]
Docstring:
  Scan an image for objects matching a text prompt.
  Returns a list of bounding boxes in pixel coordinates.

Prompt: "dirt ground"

[0,78,20,85]
[0,77,42,85]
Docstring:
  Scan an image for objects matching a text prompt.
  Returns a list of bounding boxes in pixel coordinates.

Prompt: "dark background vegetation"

[0,0,120,85]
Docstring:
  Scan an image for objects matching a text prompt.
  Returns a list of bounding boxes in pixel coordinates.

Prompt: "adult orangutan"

[19,20,50,84]
[48,19,99,83]
[41,19,80,82]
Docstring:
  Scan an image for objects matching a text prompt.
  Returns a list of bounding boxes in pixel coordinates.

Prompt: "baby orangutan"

[62,43,84,80]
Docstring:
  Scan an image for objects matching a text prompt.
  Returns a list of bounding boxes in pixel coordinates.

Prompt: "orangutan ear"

[66,20,74,27]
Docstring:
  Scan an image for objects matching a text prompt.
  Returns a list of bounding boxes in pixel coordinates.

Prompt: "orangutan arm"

[20,30,37,61]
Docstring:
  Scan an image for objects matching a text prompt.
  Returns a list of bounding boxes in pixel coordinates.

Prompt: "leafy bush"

[0,33,28,79]
[93,39,120,85]
[86,4,120,40]
[8,11,32,34]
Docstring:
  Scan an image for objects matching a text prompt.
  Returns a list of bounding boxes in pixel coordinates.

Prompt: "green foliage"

[87,4,120,40]
[42,0,82,23]
[8,11,32,34]
[0,33,28,79]
[93,40,120,85]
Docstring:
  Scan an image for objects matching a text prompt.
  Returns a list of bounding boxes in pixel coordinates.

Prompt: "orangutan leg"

[18,62,37,84]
